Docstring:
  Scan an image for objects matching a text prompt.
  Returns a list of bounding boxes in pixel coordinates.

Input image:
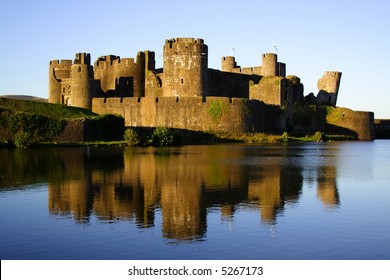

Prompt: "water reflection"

[0,144,341,241]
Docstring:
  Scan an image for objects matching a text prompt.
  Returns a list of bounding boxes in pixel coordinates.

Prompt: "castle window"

[181,78,184,85]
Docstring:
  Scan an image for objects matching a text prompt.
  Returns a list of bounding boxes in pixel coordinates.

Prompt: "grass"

[207,130,354,144]
[0,97,97,119]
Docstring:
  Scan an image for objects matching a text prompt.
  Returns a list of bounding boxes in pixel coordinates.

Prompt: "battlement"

[165,38,204,44]
[324,71,342,78]
[222,56,239,72]
[73,53,91,65]
[50,59,73,67]
[262,53,277,60]
[92,96,265,132]
[164,37,208,56]
[94,55,137,69]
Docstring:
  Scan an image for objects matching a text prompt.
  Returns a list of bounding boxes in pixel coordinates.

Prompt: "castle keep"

[49,37,374,140]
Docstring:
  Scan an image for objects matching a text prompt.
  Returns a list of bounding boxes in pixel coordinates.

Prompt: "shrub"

[313,131,326,142]
[14,130,33,148]
[281,131,289,143]
[151,127,174,146]
[123,128,140,146]
[208,100,228,122]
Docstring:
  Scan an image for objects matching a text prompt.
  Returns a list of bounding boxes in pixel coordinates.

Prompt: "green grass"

[0,97,97,119]
[207,130,354,144]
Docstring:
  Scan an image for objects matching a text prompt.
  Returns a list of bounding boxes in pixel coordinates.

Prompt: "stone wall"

[316,71,342,106]
[92,96,266,133]
[324,107,374,140]
[249,76,289,106]
[94,52,146,98]
[91,96,374,140]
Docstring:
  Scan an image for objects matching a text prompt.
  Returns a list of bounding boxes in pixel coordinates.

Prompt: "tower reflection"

[44,145,340,241]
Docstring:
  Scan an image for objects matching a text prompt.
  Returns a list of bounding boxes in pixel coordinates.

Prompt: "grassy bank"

[0,98,124,147]
[0,97,96,118]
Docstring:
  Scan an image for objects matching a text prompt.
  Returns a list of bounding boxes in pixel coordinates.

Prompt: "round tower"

[48,60,61,103]
[221,56,237,72]
[317,71,342,106]
[48,59,72,104]
[261,53,278,76]
[70,53,93,110]
[162,38,208,97]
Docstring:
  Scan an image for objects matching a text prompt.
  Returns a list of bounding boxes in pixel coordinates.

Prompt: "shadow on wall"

[324,124,358,139]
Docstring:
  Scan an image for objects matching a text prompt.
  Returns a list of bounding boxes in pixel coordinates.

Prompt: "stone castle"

[49,37,374,140]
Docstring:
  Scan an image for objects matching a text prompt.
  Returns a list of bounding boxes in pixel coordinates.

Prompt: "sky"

[0,0,389,118]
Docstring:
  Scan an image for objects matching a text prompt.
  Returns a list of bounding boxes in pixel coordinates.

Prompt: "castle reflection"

[22,145,340,241]
[0,146,341,241]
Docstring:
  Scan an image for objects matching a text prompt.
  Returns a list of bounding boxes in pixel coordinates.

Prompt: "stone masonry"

[48,37,375,140]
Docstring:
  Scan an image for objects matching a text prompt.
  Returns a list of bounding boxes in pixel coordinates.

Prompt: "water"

[0,141,389,260]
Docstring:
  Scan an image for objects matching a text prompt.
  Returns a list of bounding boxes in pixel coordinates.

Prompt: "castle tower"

[261,53,278,76]
[94,51,152,98]
[70,53,93,110]
[48,59,72,104]
[221,56,237,72]
[316,71,342,106]
[162,38,208,97]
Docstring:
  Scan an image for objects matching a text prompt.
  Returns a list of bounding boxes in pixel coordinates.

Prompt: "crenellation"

[49,37,369,139]
[73,53,91,65]
[50,60,59,66]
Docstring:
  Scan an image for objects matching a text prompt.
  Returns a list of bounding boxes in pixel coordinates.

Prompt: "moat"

[1,141,389,260]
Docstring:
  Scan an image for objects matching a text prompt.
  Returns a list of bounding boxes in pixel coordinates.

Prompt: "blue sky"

[1,0,389,118]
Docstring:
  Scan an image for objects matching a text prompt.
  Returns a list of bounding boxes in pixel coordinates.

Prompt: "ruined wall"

[286,75,304,104]
[324,107,374,140]
[92,96,266,133]
[207,69,260,98]
[316,71,342,106]
[94,52,147,98]
[163,38,208,97]
[144,51,163,98]
[221,54,285,77]
[145,70,163,98]
[249,76,292,106]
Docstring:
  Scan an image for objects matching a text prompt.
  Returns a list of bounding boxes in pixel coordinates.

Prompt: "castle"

[49,37,374,140]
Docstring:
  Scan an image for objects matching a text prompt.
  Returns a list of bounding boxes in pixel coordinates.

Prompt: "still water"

[0,141,389,260]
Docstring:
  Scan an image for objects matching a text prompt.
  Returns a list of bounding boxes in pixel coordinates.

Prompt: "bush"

[14,130,33,148]
[151,127,174,146]
[281,131,289,143]
[313,131,326,142]
[123,128,140,146]
[0,112,65,146]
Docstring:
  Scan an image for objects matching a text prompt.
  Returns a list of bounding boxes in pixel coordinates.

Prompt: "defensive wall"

[324,107,374,140]
[91,96,374,140]
[221,53,286,77]
[48,37,374,141]
[92,96,267,133]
